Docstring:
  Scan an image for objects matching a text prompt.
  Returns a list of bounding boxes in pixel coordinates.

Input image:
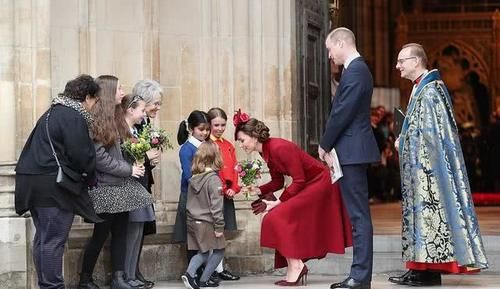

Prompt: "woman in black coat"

[130,79,163,288]
[15,74,101,289]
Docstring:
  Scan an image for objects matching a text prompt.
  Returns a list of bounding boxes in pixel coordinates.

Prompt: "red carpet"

[472,192,500,206]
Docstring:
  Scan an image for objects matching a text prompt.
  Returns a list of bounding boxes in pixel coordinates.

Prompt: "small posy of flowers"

[235,159,263,199]
[121,136,151,165]
[142,124,174,151]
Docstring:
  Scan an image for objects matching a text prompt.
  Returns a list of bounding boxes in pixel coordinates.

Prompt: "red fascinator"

[233,109,250,127]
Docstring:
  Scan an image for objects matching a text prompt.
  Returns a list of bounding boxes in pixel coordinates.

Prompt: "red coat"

[211,136,240,194]
[258,138,352,268]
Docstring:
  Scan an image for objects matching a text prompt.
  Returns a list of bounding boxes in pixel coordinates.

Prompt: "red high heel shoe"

[275,265,308,286]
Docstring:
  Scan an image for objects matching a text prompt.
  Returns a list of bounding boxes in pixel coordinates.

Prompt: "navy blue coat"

[320,57,380,165]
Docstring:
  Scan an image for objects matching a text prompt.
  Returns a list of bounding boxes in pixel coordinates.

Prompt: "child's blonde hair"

[191,141,223,174]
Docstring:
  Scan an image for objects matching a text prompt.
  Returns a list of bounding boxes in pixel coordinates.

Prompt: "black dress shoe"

[405,271,442,287]
[217,270,240,281]
[330,277,371,289]
[330,277,349,288]
[388,270,415,285]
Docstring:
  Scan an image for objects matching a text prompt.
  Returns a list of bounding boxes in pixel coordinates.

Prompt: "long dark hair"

[177,110,209,145]
[91,75,129,147]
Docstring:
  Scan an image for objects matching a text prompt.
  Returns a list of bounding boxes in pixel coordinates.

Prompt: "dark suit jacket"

[320,57,380,165]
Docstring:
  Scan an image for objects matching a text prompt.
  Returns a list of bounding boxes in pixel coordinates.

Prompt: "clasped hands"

[318,146,335,172]
[242,185,280,215]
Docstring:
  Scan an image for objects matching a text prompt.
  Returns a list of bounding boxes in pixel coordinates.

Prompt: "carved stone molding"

[396,11,499,109]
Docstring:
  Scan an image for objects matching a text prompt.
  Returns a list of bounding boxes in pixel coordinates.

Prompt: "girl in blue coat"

[173,110,211,263]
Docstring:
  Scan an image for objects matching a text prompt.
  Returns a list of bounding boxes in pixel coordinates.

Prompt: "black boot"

[110,271,133,289]
[78,273,101,289]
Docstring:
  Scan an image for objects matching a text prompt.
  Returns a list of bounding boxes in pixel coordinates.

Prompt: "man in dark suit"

[319,27,380,289]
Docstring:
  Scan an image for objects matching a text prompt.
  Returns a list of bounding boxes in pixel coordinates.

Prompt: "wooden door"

[295,0,331,157]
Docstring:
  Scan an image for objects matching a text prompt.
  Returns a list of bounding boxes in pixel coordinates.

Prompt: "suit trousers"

[31,207,75,289]
[339,164,373,282]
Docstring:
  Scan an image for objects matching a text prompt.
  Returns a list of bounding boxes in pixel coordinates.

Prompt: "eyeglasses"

[127,95,144,108]
[396,56,417,65]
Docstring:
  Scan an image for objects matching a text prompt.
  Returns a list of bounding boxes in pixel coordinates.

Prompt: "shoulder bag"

[46,107,84,196]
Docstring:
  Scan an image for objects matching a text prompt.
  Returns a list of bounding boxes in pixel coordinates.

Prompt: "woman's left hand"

[262,199,281,212]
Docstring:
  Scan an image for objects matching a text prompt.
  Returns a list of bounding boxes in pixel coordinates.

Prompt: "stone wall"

[0,0,295,288]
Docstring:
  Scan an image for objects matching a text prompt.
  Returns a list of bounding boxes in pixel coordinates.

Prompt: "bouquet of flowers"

[235,159,263,199]
[121,136,151,166]
[141,124,174,151]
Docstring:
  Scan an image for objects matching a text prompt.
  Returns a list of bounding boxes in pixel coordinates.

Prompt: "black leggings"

[80,212,129,274]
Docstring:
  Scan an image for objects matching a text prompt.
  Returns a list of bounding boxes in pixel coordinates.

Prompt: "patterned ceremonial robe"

[398,69,488,271]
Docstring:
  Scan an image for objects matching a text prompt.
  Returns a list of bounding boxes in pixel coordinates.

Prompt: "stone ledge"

[67,224,243,249]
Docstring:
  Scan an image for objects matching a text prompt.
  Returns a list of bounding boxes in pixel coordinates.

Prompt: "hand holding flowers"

[122,137,151,166]
[142,124,174,151]
[235,159,263,200]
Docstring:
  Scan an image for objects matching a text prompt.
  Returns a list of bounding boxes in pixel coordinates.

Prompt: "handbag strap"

[45,107,62,168]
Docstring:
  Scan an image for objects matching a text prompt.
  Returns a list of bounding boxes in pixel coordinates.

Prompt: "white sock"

[216,259,224,273]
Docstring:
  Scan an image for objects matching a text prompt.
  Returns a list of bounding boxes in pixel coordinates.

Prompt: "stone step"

[301,235,500,275]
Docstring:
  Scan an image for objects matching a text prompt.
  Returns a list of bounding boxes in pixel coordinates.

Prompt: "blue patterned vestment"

[398,69,488,269]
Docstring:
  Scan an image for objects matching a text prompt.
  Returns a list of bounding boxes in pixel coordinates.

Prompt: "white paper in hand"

[328,148,343,184]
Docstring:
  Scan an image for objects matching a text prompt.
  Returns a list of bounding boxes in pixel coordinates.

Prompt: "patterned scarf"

[52,94,94,124]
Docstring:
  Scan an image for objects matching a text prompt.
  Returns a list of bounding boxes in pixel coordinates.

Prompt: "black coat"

[134,118,157,234]
[134,118,155,192]
[15,104,100,222]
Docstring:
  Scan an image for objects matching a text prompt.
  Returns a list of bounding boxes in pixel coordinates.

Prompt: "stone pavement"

[153,272,500,289]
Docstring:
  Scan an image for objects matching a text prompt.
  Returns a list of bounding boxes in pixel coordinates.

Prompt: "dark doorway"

[295,0,331,157]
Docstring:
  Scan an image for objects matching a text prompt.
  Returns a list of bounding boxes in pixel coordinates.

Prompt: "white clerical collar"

[344,52,361,69]
[187,135,203,148]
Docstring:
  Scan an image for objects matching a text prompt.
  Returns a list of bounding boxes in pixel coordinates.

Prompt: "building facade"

[0,0,332,288]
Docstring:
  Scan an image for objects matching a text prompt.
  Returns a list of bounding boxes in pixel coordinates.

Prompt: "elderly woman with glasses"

[129,79,164,288]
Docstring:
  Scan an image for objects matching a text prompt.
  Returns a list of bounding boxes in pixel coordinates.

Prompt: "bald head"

[326,27,356,48]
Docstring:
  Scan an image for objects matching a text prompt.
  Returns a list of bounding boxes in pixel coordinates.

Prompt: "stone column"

[373,0,390,86]
[0,1,51,288]
[0,0,26,287]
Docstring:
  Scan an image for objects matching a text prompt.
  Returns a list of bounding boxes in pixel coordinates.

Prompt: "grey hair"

[132,79,163,104]
[401,43,428,66]
[326,27,356,46]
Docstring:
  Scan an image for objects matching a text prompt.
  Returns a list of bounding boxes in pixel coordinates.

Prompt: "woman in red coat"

[235,115,352,286]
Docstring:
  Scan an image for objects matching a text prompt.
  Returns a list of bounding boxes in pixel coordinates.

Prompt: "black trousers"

[31,207,74,289]
[339,164,373,283]
[80,212,129,274]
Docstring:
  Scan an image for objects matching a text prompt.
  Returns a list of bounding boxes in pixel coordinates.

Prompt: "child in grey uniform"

[182,141,225,289]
